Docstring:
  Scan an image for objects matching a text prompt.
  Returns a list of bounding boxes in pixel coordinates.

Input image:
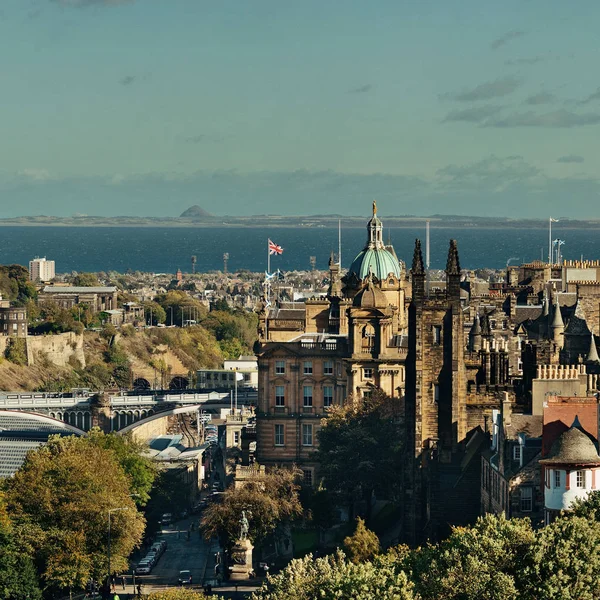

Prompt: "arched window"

[362,324,375,350]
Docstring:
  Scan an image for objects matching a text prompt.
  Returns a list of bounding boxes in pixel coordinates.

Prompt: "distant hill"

[179,205,213,219]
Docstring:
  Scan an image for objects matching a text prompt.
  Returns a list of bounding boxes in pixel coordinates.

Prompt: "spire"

[372,199,377,216]
[411,239,425,275]
[366,201,384,250]
[587,332,600,363]
[445,239,461,276]
[551,298,564,329]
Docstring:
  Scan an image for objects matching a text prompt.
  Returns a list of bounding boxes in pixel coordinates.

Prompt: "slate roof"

[540,425,600,465]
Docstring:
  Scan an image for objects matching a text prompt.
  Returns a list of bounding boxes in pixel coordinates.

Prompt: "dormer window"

[513,445,521,462]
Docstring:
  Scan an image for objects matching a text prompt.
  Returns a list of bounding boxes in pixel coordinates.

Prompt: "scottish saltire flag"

[268,239,283,255]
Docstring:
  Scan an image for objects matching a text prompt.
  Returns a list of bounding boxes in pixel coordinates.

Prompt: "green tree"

[411,513,534,600]
[251,550,415,600]
[522,515,600,600]
[142,301,167,326]
[4,435,145,594]
[343,517,380,564]
[86,429,157,506]
[0,493,42,600]
[72,272,100,287]
[4,337,27,366]
[316,390,404,520]
[201,467,302,550]
[571,489,600,521]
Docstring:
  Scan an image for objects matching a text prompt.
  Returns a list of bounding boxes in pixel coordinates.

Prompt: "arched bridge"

[0,389,256,433]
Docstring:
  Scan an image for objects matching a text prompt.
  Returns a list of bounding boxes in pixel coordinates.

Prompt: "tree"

[0,493,42,600]
[571,490,600,521]
[316,390,404,520]
[86,429,157,506]
[521,515,600,600]
[142,301,166,326]
[343,517,380,563]
[201,467,302,550]
[4,435,145,594]
[251,550,415,600]
[4,337,27,366]
[72,272,100,287]
[410,513,535,600]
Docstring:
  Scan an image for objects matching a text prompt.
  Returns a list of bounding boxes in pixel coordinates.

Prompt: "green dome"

[349,248,401,280]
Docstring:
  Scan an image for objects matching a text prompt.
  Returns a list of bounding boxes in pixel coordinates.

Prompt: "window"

[303,386,313,407]
[576,470,586,488]
[363,368,373,379]
[433,325,442,345]
[513,445,521,462]
[433,384,440,403]
[274,424,284,446]
[303,469,313,486]
[324,360,334,375]
[520,487,533,512]
[554,470,561,488]
[323,385,334,407]
[362,325,375,350]
[234,431,240,445]
[275,360,285,375]
[303,361,313,375]
[275,385,285,406]
[302,424,313,446]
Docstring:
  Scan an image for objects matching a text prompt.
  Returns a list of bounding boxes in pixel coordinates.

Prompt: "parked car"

[161,513,172,525]
[136,561,152,575]
[178,570,192,585]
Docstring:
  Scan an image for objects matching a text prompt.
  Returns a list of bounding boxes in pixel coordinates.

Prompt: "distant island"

[0,207,599,230]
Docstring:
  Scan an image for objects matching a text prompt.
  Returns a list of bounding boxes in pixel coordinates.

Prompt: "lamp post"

[107,507,129,589]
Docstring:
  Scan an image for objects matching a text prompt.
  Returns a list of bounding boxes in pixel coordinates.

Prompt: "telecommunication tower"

[191,255,197,274]
[223,253,229,274]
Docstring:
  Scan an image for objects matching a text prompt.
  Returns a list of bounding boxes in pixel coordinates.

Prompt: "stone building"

[39,286,118,312]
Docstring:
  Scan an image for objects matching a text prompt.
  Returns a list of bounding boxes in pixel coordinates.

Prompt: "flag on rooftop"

[268,239,283,255]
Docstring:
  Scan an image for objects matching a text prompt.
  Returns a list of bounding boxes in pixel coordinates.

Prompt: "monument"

[229,510,254,581]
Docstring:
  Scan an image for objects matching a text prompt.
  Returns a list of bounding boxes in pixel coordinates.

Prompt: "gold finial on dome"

[372,200,377,216]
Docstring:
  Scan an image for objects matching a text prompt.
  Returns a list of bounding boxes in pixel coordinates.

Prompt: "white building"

[29,257,55,283]
[540,422,600,524]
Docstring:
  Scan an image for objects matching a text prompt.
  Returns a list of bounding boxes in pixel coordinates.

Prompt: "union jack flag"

[268,239,283,255]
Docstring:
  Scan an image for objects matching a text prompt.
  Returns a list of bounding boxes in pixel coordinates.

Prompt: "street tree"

[147,590,216,600]
[522,515,600,600]
[86,429,157,506]
[4,435,145,594]
[316,389,404,520]
[201,467,302,550]
[0,493,42,600]
[251,550,415,600]
[411,513,534,600]
[343,517,380,563]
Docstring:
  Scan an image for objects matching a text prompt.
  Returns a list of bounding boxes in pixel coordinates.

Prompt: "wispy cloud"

[52,0,134,6]
[119,75,136,86]
[557,154,585,164]
[491,30,526,50]
[485,109,600,128]
[450,77,521,102]
[17,168,52,181]
[505,56,546,66]
[348,84,372,94]
[443,105,503,123]
[526,92,555,105]
[183,134,224,144]
[580,87,600,105]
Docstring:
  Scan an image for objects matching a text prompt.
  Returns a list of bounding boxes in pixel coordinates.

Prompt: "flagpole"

[548,218,552,265]
[267,239,271,275]
[338,219,342,267]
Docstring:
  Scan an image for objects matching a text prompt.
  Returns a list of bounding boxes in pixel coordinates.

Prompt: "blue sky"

[1,0,600,218]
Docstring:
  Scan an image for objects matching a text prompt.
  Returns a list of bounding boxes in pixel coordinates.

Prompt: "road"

[132,516,215,593]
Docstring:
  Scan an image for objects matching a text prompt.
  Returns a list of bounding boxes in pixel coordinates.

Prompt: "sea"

[0,225,598,274]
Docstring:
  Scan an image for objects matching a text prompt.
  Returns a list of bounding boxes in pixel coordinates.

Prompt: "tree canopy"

[201,467,302,550]
[316,390,404,519]
[3,435,145,593]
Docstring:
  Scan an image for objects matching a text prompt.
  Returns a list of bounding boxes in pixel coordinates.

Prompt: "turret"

[550,298,564,348]
[586,332,600,364]
[411,239,425,304]
[469,313,482,352]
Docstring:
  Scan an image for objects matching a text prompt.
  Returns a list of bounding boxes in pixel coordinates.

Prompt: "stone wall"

[26,332,86,368]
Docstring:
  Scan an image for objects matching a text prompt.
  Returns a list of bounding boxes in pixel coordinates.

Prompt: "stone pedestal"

[229,539,253,581]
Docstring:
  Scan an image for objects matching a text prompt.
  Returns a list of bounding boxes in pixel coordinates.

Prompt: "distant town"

[2,206,600,598]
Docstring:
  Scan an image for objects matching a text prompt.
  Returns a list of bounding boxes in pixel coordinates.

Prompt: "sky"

[1,0,600,218]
